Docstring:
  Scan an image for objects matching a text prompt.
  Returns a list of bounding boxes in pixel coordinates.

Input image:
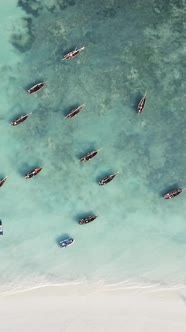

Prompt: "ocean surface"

[0,0,186,293]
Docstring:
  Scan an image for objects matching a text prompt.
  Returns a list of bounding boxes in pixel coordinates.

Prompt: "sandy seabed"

[1,284,186,332]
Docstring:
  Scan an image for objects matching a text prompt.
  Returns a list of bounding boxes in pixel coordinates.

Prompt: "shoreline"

[1,280,186,297]
[1,284,186,332]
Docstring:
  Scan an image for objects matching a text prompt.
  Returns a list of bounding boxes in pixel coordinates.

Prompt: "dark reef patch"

[11,17,35,52]
[21,0,77,15]
[152,0,171,15]
[98,7,117,19]
[18,0,42,17]
[57,0,76,11]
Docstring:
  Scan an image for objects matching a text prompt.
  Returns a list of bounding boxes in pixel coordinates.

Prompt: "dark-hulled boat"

[24,167,42,179]
[80,148,102,162]
[99,172,119,186]
[11,112,32,126]
[78,215,97,225]
[0,176,8,188]
[65,103,85,119]
[63,47,85,60]
[60,238,75,248]
[27,82,45,94]
[137,93,146,114]
[0,220,3,236]
[164,188,185,199]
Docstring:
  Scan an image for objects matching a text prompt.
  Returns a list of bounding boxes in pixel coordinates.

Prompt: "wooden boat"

[24,167,42,179]
[27,82,45,94]
[164,188,185,199]
[78,215,97,225]
[0,220,3,236]
[137,92,147,114]
[99,172,119,186]
[0,176,8,188]
[65,103,85,119]
[63,47,85,60]
[80,148,102,162]
[11,112,32,126]
[60,238,75,248]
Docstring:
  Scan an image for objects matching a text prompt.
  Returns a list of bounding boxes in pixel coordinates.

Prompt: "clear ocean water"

[0,0,186,293]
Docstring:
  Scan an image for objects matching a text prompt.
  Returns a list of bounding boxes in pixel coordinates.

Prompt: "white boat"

[62,47,85,60]
[60,238,75,248]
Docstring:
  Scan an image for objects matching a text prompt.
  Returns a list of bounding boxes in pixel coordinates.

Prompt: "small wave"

[1,278,186,297]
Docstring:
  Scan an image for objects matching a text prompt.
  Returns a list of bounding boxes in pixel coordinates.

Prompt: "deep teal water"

[0,0,186,292]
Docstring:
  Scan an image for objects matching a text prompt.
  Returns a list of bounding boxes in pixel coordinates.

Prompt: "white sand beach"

[1,285,186,332]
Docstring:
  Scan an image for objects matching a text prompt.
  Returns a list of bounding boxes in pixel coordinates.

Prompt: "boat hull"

[99,177,114,186]
[27,82,45,94]
[164,189,182,199]
[0,177,8,188]
[63,47,85,60]
[25,167,42,179]
[65,104,85,119]
[99,174,117,186]
[80,151,97,162]
[11,113,32,126]
[78,216,97,225]
[0,220,3,236]
[60,238,75,248]
[137,96,146,114]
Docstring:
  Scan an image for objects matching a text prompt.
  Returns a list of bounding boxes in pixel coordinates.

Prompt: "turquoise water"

[0,0,186,292]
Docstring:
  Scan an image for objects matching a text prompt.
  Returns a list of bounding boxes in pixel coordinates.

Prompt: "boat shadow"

[73,211,95,223]
[9,113,24,123]
[160,183,179,197]
[77,144,97,160]
[64,104,80,118]
[25,80,45,91]
[8,104,24,121]
[62,46,76,58]
[56,233,70,247]
[96,169,114,184]
[18,163,41,177]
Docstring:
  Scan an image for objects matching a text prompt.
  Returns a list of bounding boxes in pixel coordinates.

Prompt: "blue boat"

[60,238,75,248]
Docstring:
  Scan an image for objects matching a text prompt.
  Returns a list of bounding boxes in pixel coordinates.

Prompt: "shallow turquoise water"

[0,0,186,292]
